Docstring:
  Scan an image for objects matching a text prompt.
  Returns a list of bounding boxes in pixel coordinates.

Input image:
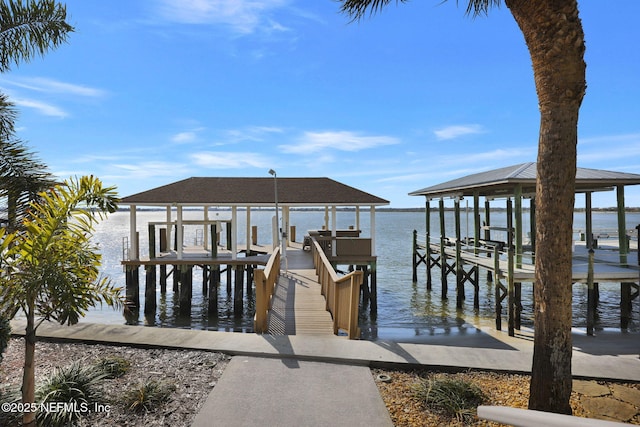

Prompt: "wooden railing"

[311,239,363,339]
[253,247,281,333]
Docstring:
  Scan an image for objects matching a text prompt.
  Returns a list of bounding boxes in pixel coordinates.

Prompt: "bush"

[93,356,130,379]
[35,362,107,427]
[122,380,175,413]
[413,375,487,424]
[0,387,21,426]
[0,315,10,363]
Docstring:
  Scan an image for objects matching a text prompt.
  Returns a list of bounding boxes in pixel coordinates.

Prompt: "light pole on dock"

[268,169,280,249]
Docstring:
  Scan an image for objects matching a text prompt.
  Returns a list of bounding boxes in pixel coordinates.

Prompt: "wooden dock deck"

[431,242,639,283]
[266,245,340,337]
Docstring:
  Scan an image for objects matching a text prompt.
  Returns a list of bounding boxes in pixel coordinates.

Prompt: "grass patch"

[413,375,487,424]
[123,380,175,413]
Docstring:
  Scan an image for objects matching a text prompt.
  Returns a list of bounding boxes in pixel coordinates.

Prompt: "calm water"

[85,209,640,341]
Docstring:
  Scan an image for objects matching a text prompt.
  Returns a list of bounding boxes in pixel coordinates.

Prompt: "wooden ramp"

[266,246,338,337]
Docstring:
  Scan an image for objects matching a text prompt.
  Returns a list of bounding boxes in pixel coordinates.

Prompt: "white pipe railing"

[478,406,632,427]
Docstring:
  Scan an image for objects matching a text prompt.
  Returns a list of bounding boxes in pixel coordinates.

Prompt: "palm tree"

[0,0,73,72]
[339,0,585,415]
[0,0,74,230]
[0,96,55,232]
[0,175,122,427]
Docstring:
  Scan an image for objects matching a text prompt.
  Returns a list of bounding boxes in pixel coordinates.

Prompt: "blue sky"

[2,0,639,208]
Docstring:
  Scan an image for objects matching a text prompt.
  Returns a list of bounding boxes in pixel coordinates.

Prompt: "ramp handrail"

[311,238,363,339]
[253,246,281,333]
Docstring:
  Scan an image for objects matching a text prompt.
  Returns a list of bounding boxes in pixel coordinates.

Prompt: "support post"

[125,265,140,311]
[621,282,632,329]
[172,265,179,293]
[616,185,628,264]
[585,192,593,251]
[439,198,447,300]
[144,265,156,317]
[160,265,167,293]
[129,206,138,261]
[426,199,432,290]
[234,266,244,315]
[473,192,480,256]
[455,197,464,309]
[211,224,218,257]
[202,266,208,296]
[148,224,156,259]
[587,248,595,336]
[370,261,378,318]
[208,266,220,318]
[515,184,523,268]
[412,230,418,282]
[485,198,493,282]
[246,206,252,254]
[507,198,515,337]
[177,206,183,260]
[179,266,192,316]
[494,246,502,331]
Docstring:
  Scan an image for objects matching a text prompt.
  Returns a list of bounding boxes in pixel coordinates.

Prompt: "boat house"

[409,162,640,336]
[119,177,389,324]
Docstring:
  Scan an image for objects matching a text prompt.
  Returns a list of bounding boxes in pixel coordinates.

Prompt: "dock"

[118,176,388,332]
[266,245,337,336]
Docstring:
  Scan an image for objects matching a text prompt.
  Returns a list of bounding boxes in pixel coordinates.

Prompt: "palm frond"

[0,175,122,326]
[339,0,409,21]
[338,0,502,20]
[0,93,18,140]
[0,137,55,230]
[0,0,74,72]
[459,0,502,17]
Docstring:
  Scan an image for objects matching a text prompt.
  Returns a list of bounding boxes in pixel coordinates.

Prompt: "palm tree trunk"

[505,0,586,414]
[22,309,37,426]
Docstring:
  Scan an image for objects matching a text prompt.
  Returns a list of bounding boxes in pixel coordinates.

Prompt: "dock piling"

[144,265,156,317]
[179,266,192,316]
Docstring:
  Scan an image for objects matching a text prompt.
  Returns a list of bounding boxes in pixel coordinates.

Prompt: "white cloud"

[434,124,485,140]
[190,151,269,169]
[155,0,289,34]
[172,131,198,143]
[0,77,106,97]
[71,154,124,163]
[12,97,67,118]
[280,131,400,154]
[223,126,284,143]
[578,133,640,164]
[428,147,535,172]
[111,161,190,178]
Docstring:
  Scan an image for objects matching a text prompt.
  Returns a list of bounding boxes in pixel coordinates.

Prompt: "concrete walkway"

[191,356,393,427]
[10,318,640,426]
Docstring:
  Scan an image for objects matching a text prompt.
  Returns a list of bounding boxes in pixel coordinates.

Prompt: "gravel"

[3,338,639,426]
[372,368,640,426]
[1,338,229,427]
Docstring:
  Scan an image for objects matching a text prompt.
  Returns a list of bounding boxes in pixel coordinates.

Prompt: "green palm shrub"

[35,362,107,427]
[123,380,175,413]
[0,315,10,363]
[93,356,130,379]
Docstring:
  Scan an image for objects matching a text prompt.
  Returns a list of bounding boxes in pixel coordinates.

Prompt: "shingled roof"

[120,177,389,207]
[409,162,640,198]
